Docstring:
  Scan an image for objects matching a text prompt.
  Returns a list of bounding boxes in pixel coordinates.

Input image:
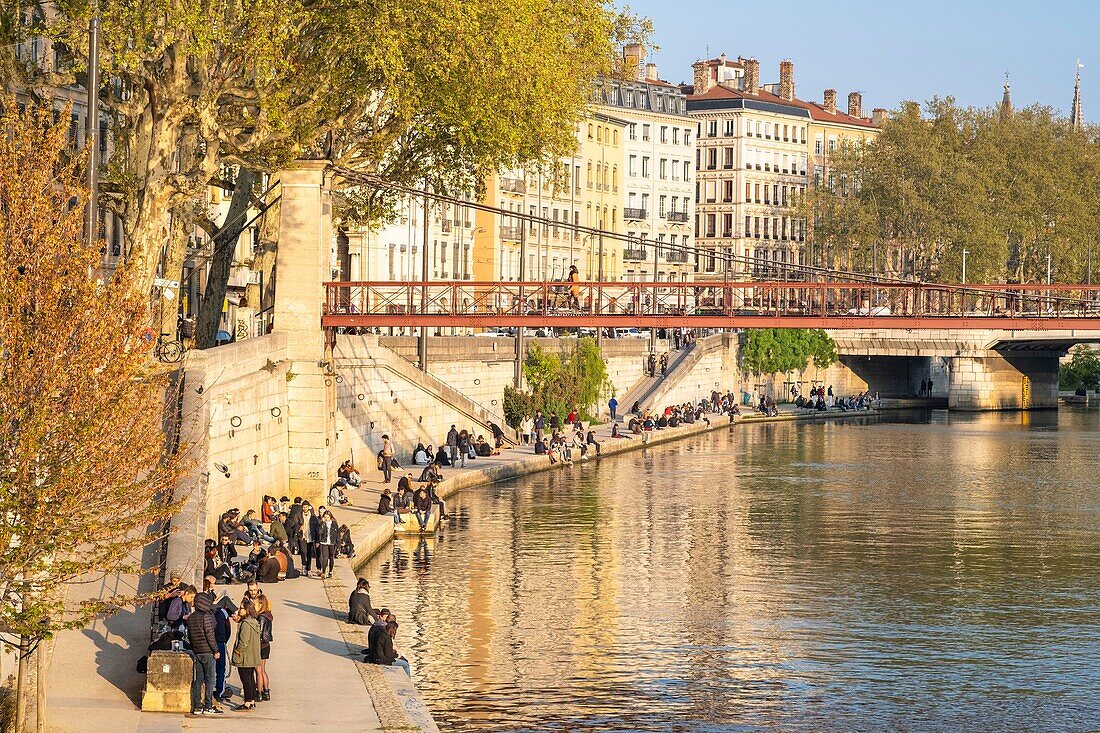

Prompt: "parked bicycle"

[153,332,184,363]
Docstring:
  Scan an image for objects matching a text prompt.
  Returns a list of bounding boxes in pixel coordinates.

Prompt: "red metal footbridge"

[322,280,1100,331]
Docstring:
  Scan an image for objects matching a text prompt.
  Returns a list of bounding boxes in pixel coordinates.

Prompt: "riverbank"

[341,405,883,560]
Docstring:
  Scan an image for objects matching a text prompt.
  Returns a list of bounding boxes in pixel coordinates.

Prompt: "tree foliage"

[0,102,184,642]
[740,329,838,375]
[504,339,611,425]
[0,0,651,302]
[800,98,1100,283]
[1059,345,1100,392]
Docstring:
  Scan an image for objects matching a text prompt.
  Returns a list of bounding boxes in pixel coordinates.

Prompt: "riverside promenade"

[44,403,874,732]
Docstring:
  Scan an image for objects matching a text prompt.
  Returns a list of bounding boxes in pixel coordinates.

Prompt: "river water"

[359,409,1100,732]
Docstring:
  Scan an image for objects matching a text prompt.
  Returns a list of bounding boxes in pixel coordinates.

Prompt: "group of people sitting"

[792,384,876,412]
[208,498,355,585]
[347,578,412,676]
[376,466,450,530]
[533,423,601,465]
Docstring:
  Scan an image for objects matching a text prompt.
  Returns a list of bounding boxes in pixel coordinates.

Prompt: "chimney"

[744,58,760,95]
[872,108,889,127]
[847,92,862,118]
[823,89,837,114]
[692,60,712,94]
[645,63,659,82]
[623,43,645,81]
[779,59,794,101]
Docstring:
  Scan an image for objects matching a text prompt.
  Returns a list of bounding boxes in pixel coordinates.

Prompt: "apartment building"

[594,50,695,283]
[475,112,627,284]
[686,55,880,279]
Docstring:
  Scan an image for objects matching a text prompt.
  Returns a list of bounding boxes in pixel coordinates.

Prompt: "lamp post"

[85,8,101,253]
[961,248,968,285]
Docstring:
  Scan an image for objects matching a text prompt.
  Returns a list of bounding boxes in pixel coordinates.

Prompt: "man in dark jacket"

[284,499,304,555]
[445,425,459,465]
[269,512,289,544]
[213,596,235,702]
[185,593,221,714]
[371,621,411,676]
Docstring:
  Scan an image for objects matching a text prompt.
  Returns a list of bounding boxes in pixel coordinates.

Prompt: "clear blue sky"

[627,0,1092,119]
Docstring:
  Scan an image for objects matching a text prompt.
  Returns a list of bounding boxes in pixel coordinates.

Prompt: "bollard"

[141,650,193,713]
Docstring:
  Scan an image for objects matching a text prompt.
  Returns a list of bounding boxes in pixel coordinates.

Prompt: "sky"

[626,0,1094,120]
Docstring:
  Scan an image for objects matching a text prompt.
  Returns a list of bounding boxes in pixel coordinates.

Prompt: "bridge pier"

[273,161,338,502]
[947,352,1059,411]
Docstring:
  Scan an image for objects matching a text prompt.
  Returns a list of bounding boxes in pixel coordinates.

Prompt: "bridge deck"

[322,280,1100,331]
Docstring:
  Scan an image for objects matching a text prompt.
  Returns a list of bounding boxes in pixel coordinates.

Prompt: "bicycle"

[153,332,185,363]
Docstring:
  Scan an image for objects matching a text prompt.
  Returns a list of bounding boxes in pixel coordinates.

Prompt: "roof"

[688,83,876,128]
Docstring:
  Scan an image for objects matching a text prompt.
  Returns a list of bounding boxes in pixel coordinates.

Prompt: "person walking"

[231,600,262,711]
[446,425,459,465]
[316,510,339,579]
[380,434,395,483]
[608,396,618,422]
[647,352,656,377]
[567,264,581,310]
[660,353,669,377]
[185,592,222,715]
[255,595,274,702]
[299,503,318,577]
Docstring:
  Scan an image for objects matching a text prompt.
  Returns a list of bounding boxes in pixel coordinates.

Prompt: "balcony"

[623,247,649,261]
[623,207,648,221]
[499,226,522,241]
[500,178,526,194]
[665,250,690,263]
[666,211,689,223]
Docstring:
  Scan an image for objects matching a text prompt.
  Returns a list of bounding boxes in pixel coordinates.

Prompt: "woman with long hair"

[254,594,274,701]
[232,599,262,710]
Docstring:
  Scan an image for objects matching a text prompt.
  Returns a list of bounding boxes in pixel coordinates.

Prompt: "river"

[358,409,1100,732]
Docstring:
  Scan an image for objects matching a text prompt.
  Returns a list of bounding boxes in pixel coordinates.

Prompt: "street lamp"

[961,248,968,285]
[1046,253,1052,285]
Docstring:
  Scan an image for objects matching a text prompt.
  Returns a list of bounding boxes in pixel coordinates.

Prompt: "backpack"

[260,615,273,644]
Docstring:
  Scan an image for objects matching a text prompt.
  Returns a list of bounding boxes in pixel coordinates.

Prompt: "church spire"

[999,73,1013,121]
[1071,60,1084,129]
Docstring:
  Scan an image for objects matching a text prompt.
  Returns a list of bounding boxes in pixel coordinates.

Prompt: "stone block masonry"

[948,352,1059,410]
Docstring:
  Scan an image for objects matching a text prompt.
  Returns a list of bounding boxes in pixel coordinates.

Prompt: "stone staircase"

[616,334,731,415]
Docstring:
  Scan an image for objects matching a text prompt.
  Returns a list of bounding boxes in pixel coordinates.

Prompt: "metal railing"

[623,207,647,221]
[623,247,649,261]
[666,211,689,223]
[322,280,1100,329]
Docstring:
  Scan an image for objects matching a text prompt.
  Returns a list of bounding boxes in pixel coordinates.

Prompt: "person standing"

[185,592,222,715]
[284,498,304,556]
[212,596,234,704]
[380,434,395,483]
[446,425,459,465]
[520,414,534,445]
[255,595,274,702]
[299,503,318,577]
[232,600,262,711]
[456,430,470,468]
[533,411,545,443]
[567,264,581,309]
[927,378,934,396]
[608,396,618,422]
[660,353,668,377]
[316,510,339,579]
[647,352,656,377]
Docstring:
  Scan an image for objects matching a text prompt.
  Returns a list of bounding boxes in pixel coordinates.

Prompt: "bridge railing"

[324,280,1100,322]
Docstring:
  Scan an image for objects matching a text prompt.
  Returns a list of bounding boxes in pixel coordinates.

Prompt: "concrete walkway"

[47,565,383,732]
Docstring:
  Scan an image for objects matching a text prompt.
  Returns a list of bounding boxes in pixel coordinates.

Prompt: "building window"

[724,119,735,136]
[660,126,668,143]
[642,157,650,177]
[722,214,733,238]
[673,127,680,144]
[588,124,593,140]
[684,161,690,181]
[723,147,734,169]
[659,158,667,179]
[815,134,824,155]
[706,148,717,170]
[745,215,751,235]
[629,123,637,141]
[642,124,651,141]
[707,120,718,137]
[828,136,837,152]
[685,129,692,146]
[723,180,733,202]
[658,195,666,216]
[705,214,716,237]
[628,155,637,176]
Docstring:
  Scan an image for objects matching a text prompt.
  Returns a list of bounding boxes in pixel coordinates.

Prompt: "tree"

[1059,345,1100,392]
[1,0,650,340]
[800,98,1100,283]
[0,101,184,730]
[740,329,837,375]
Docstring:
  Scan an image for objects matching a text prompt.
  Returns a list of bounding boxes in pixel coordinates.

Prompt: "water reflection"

[361,410,1100,732]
